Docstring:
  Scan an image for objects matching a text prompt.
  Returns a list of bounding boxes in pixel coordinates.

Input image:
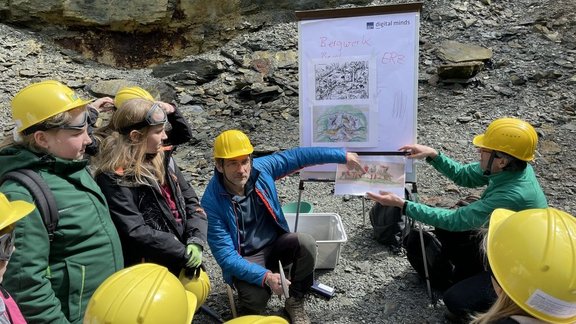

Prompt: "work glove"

[185,243,203,268]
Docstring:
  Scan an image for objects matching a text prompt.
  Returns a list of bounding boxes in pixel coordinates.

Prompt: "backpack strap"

[0,169,59,242]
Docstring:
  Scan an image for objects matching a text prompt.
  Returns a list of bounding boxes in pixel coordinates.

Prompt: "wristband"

[402,200,408,215]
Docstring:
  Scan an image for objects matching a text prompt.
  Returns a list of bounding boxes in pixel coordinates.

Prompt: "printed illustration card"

[334,155,406,196]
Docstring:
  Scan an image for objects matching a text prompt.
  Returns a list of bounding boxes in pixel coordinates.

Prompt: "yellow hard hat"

[224,315,289,324]
[11,80,92,133]
[179,268,211,311]
[472,117,538,161]
[84,263,197,324]
[114,86,155,109]
[214,130,254,159]
[488,208,576,323]
[0,193,35,231]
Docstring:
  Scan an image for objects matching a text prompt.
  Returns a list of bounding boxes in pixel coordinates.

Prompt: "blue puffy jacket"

[202,147,346,286]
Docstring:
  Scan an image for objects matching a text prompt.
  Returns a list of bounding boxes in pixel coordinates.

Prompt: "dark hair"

[495,151,527,172]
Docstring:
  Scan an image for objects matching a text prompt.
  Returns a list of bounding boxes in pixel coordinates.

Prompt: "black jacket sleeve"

[165,107,193,146]
[95,172,188,263]
[173,166,208,247]
[85,106,100,156]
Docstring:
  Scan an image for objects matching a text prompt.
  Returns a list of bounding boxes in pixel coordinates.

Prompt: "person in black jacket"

[85,86,194,156]
[92,98,207,276]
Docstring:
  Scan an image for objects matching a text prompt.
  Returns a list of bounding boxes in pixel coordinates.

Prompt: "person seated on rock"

[201,130,363,324]
[91,98,208,278]
[0,80,124,323]
[366,117,548,320]
[471,207,576,324]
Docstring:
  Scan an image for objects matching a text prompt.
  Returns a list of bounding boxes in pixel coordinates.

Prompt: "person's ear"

[215,159,224,173]
[129,130,142,143]
[498,157,510,169]
[33,131,50,149]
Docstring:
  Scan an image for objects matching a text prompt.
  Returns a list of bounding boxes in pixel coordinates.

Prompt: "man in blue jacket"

[202,130,362,324]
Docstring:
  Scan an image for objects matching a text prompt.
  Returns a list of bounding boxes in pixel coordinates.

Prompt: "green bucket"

[282,201,313,214]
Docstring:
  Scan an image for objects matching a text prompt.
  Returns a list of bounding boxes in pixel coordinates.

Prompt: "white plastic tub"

[284,213,347,269]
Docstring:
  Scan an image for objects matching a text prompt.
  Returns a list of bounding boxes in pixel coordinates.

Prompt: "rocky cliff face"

[0,0,371,67]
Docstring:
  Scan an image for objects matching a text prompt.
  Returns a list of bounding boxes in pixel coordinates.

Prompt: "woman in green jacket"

[367,117,548,321]
[0,80,123,323]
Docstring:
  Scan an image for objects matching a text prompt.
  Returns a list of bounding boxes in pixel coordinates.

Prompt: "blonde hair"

[92,98,165,185]
[0,107,84,152]
[471,227,532,323]
[471,289,531,323]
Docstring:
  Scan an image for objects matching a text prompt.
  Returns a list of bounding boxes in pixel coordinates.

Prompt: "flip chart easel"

[296,3,422,182]
[292,4,432,300]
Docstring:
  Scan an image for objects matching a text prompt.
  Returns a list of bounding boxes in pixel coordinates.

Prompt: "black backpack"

[368,188,410,249]
[401,195,482,290]
[403,228,454,290]
[369,204,406,248]
[0,169,58,241]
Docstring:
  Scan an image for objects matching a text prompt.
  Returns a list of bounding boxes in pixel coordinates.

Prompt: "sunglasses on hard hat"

[118,103,170,134]
[22,111,89,135]
[0,230,15,262]
[57,111,89,131]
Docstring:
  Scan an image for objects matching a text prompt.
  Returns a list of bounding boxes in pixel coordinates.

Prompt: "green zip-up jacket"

[0,146,123,323]
[405,152,548,231]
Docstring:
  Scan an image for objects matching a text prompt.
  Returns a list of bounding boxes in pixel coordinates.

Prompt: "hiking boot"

[284,297,310,324]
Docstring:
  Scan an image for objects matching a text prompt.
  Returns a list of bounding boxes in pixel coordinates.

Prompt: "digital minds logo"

[367,20,410,29]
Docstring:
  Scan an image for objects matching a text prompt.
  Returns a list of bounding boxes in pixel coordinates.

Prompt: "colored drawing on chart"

[312,104,370,146]
[335,155,406,196]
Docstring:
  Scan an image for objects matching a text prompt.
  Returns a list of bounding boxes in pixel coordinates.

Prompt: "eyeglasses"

[480,148,506,159]
[118,103,169,134]
[0,231,15,261]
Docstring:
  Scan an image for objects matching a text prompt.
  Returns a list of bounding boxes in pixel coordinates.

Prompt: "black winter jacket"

[95,151,207,275]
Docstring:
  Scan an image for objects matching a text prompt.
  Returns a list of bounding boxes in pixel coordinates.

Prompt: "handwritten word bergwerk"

[319,35,372,50]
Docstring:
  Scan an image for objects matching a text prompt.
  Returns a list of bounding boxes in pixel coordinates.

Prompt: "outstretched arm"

[366,190,405,209]
[399,144,438,160]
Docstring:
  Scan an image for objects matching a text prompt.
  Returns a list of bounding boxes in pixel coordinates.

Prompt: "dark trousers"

[234,232,317,314]
[434,228,484,282]
[443,271,497,317]
[434,229,495,317]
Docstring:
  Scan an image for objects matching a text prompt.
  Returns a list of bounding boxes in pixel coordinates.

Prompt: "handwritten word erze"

[381,52,405,65]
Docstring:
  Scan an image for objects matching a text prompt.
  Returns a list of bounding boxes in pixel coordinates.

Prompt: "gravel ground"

[1,0,575,323]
